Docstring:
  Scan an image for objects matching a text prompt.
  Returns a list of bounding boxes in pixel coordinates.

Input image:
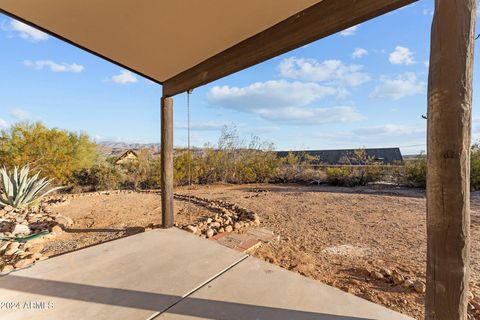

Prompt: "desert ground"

[40,184,480,320]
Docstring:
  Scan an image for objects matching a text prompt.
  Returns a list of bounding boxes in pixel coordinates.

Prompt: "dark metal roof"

[276,148,403,165]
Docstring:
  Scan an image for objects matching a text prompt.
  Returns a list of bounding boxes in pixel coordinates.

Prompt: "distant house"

[115,149,138,165]
[276,148,403,165]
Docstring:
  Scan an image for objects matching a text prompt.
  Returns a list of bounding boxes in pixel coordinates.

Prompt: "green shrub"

[0,122,99,184]
[326,167,356,186]
[120,149,161,189]
[72,163,124,191]
[404,154,427,188]
[470,144,480,190]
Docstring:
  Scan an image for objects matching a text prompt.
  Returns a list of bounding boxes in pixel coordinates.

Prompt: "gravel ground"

[41,184,480,319]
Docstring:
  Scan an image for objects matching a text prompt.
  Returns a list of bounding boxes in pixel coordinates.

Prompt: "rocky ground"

[1,184,479,319]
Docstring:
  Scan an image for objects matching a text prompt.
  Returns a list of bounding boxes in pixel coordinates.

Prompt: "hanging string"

[187,89,192,223]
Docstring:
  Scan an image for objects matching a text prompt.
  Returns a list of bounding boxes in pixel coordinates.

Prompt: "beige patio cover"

[0,0,415,95]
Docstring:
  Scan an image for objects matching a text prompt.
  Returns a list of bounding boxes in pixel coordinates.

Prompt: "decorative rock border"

[44,189,262,239]
[366,267,426,294]
[173,193,261,238]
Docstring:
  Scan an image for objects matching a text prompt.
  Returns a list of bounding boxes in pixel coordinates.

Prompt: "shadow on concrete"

[1,275,373,320]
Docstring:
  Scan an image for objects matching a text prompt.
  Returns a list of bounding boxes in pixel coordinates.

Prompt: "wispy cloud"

[4,19,48,42]
[370,72,425,100]
[208,80,363,125]
[111,70,138,84]
[312,123,426,154]
[389,46,415,65]
[24,60,84,73]
[279,57,370,87]
[340,25,358,36]
[9,108,31,120]
[0,118,8,129]
[352,48,368,59]
[175,120,230,131]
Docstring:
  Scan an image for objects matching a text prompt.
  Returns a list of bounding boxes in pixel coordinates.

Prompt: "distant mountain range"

[97,141,160,157]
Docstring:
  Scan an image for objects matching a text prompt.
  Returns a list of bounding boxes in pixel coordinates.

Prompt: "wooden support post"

[426,1,476,319]
[161,96,174,228]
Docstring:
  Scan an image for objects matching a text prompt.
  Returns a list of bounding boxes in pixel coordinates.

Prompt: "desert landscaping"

[1,183,479,319]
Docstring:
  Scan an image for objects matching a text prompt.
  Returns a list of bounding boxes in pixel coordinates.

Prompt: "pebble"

[392,270,405,285]
[371,270,384,280]
[184,225,198,234]
[50,225,63,234]
[403,279,414,289]
[413,280,426,293]
[12,224,31,236]
[55,216,74,228]
[206,228,214,238]
[3,205,14,212]
[380,267,393,277]
[225,225,233,233]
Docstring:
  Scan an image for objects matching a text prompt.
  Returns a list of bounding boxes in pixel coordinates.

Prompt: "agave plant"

[0,166,64,209]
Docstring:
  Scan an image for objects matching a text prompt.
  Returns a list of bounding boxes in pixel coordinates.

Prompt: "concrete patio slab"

[159,256,413,320]
[0,229,247,320]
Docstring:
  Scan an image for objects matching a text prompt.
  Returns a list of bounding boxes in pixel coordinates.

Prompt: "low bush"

[72,163,125,191]
[404,154,426,188]
[471,144,480,190]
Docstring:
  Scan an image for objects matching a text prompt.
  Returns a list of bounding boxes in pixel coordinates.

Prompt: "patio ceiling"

[0,0,416,96]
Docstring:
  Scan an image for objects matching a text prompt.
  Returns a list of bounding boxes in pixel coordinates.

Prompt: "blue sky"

[0,0,478,154]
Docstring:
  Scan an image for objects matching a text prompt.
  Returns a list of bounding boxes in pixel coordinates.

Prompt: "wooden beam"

[161,96,174,228]
[162,0,416,97]
[426,0,476,319]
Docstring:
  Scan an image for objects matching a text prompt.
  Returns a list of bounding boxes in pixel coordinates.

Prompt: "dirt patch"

[181,184,480,319]
[44,191,211,256]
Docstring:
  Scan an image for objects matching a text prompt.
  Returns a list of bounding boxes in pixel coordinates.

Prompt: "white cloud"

[423,8,434,15]
[9,108,31,120]
[340,25,358,36]
[279,57,370,86]
[111,70,138,84]
[207,80,363,125]
[389,46,415,65]
[7,20,48,42]
[311,123,426,154]
[424,60,429,68]
[255,106,363,124]
[352,124,425,136]
[370,72,425,100]
[175,120,230,131]
[0,118,8,129]
[352,48,368,59]
[24,60,84,73]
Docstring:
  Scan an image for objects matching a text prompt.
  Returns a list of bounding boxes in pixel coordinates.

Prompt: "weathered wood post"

[161,96,174,228]
[426,1,476,319]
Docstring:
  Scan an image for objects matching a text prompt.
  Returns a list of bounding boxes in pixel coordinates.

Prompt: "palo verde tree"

[0,122,99,184]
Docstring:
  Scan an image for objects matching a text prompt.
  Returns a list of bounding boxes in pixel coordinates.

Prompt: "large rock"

[14,258,34,269]
[12,223,31,236]
[1,265,14,274]
[50,225,63,234]
[392,270,405,285]
[413,280,426,293]
[206,228,214,238]
[55,216,74,228]
[184,225,198,234]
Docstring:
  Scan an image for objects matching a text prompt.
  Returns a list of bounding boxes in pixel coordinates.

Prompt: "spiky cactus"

[0,166,63,209]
